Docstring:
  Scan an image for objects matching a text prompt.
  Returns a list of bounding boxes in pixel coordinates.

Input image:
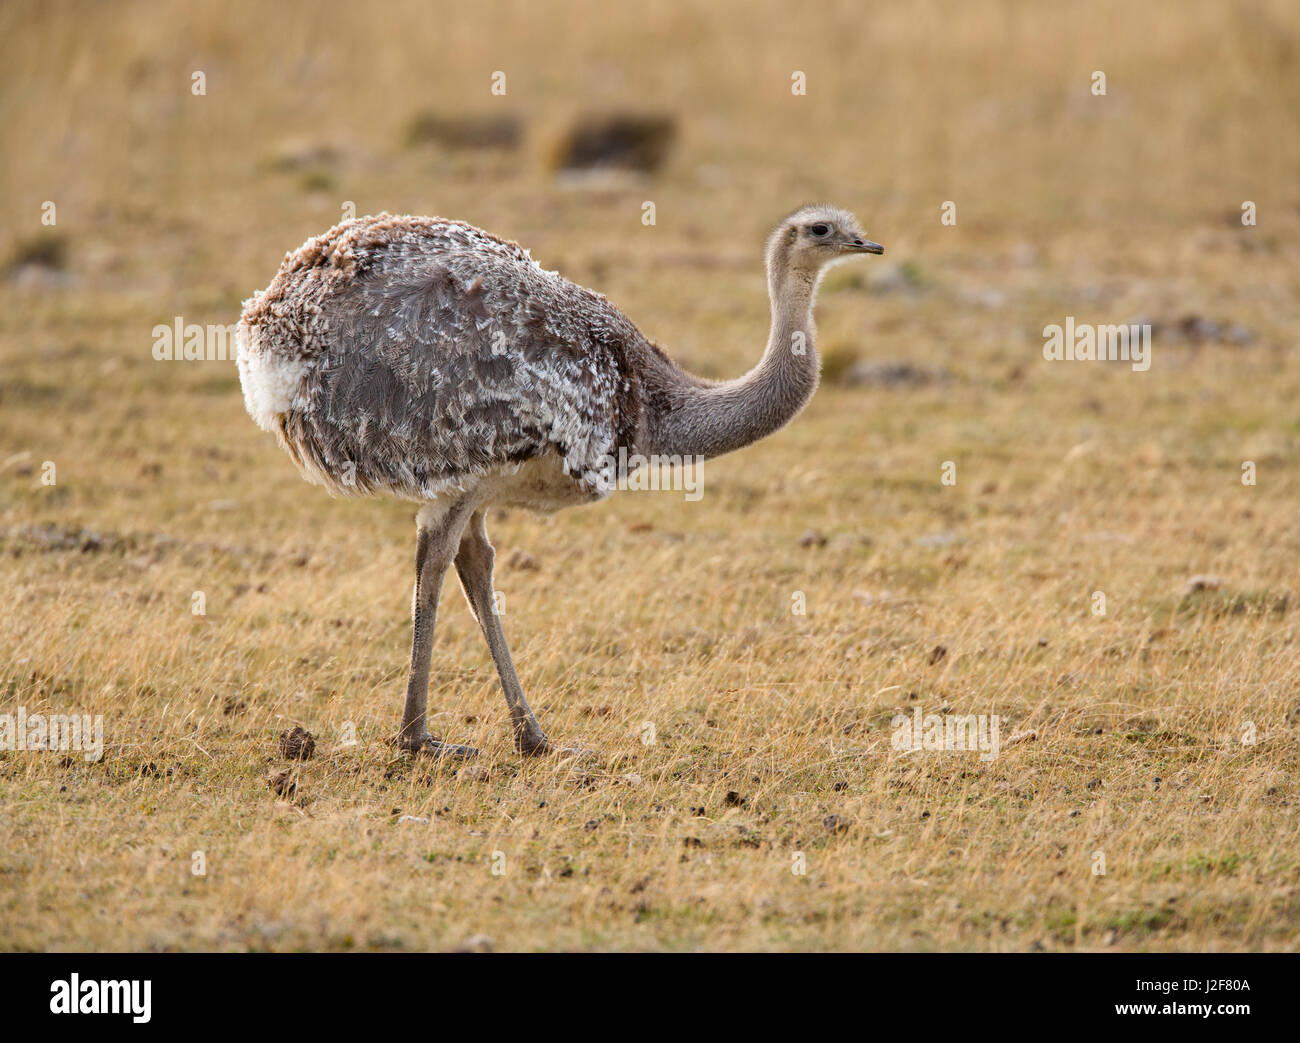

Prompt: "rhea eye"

[809,223,831,237]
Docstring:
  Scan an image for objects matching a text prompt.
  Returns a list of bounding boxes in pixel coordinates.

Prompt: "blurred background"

[2,0,1297,355]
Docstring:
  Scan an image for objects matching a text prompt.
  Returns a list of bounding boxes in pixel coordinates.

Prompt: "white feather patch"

[236,323,309,433]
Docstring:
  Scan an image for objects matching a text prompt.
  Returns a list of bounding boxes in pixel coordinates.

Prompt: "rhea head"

[766,204,884,285]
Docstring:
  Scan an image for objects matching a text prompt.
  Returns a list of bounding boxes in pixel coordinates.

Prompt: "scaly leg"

[455,511,582,757]
[396,498,479,758]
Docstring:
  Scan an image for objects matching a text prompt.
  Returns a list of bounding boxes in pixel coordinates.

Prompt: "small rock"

[278,725,316,761]
[1146,314,1256,347]
[270,138,344,171]
[552,113,676,174]
[1175,314,1222,343]
[506,548,538,570]
[823,814,852,834]
[397,815,430,826]
[723,790,748,808]
[267,770,296,799]
[799,529,827,549]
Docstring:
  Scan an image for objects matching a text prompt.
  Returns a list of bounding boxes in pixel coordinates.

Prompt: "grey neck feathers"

[644,231,821,460]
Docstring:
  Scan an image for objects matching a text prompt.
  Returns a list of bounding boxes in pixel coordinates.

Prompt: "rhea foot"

[395,733,480,760]
[516,729,593,760]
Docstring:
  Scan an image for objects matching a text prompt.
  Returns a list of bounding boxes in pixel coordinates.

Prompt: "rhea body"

[237,206,882,757]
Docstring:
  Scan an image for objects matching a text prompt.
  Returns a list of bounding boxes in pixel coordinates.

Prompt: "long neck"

[645,248,821,461]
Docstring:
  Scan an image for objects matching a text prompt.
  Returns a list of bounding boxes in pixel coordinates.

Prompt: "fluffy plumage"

[238,214,667,501]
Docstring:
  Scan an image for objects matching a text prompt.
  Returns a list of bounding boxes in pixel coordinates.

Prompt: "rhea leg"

[396,499,478,758]
[455,512,573,756]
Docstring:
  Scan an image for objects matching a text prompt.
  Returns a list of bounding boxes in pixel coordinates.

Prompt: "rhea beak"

[849,238,885,255]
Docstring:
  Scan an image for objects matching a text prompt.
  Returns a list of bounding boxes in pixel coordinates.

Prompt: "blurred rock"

[1137,314,1256,346]
[506,548,538,570]
[267,138,344,171]
[823,814,853,834]
[7,233,68,278]
[552,113,675,173]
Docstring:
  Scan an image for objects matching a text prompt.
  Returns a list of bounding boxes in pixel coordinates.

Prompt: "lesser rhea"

[237,207,883,757]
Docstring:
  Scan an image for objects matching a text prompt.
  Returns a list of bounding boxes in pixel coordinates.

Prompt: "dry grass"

[1,0,1299,951]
